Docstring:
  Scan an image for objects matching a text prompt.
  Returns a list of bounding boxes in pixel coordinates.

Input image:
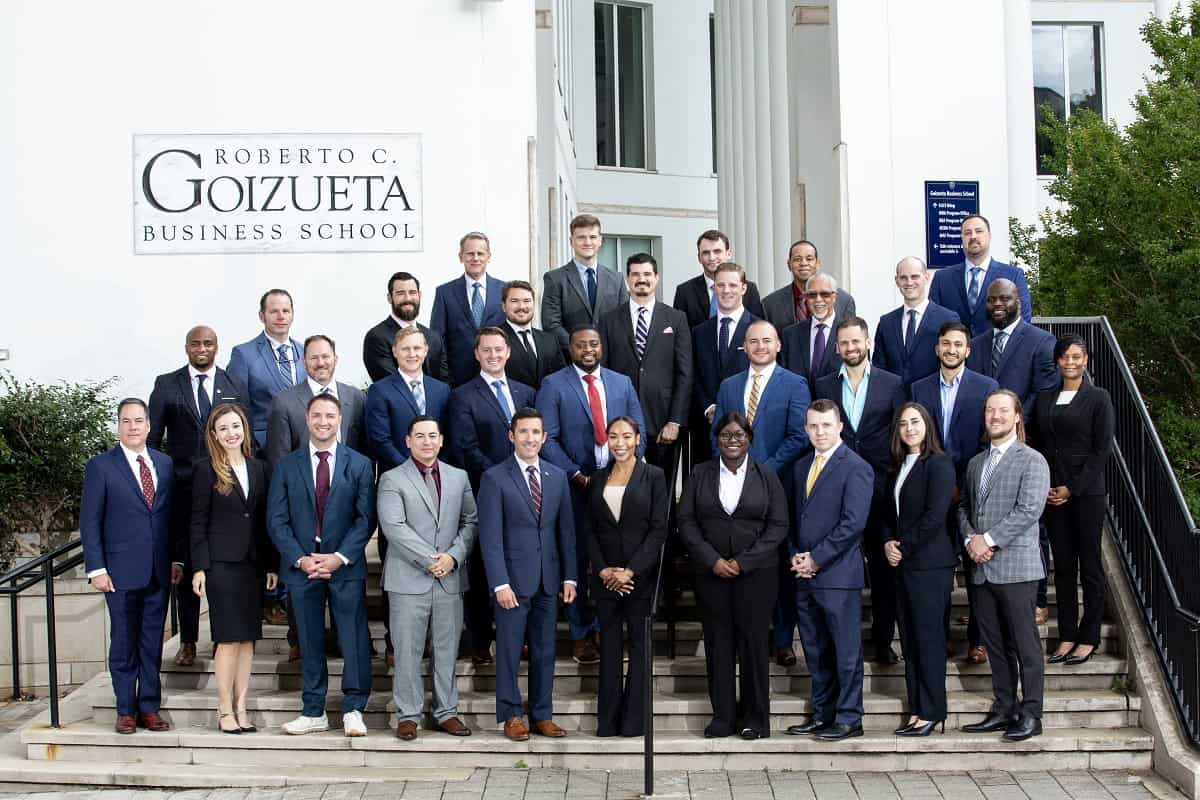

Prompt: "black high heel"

[897,719,944,737]
[1064,646,1095,666]
[894,719,917,735]
[1048,642,1076,664]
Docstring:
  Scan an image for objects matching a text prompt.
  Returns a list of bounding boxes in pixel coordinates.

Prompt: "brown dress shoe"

[504,716,530,741]
[965,645,988,664]
[1035,606,1049,625]
[572,639,600,665]
[114,714,136,734]
[264,603,289,626]
[437,717,471,736]
[386,652,395,668]
[520,644,530,661]
[395,720,418,740]
[532,719,567,737]
[173,643,196,667]
[288,644,301,662]
[137,712,171,731]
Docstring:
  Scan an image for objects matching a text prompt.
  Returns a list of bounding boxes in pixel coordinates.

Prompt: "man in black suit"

[761,240,856,334]
[781,272,844,386]
[541,214,628,355]
[147,325,243,667]
[598,252,692,475]
[672,229,765,330]
[499,280,564,390]
[362,271,451,384]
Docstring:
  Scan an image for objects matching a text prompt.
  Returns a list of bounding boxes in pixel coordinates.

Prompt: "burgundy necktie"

[527,465,542,521]
[136,455,154,509]
[583,374,607,446]
[314,451,330,550]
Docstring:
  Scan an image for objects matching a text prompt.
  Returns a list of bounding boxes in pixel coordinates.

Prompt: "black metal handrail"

[642,448,679,798]
[1035,316,1200,747]
[0,537,86,728]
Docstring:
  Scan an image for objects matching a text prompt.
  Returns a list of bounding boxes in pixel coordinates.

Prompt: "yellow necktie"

[746,372,762,424]
[805,454,825,496]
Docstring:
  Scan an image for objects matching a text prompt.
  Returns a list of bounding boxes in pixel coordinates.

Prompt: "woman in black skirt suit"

[190,403,277,733]
[587,416,669,737]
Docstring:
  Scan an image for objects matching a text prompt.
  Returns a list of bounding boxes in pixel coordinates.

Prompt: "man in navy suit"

[873,257,961,388]
[785,400,874,741]
[80,398,175,734]
[430,232,508,387]
[536,325,646,663]
[148,325,243,668]
[813,317,906,664]
[672,229,765,330]
[366,326,452,473]
[929,214,1033,336]
[780,272,843,386]
[226,289,308,453]
[267,393,375,737]
[478,408,577,741]
[446,326,536,664]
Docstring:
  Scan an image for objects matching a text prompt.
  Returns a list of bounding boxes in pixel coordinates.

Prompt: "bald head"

[185,325,219,370]
[985,278,1021,329]
[744,320,781,368]
[894,257,928,304]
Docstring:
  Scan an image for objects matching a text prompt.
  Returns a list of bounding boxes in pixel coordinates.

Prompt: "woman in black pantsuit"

[1032,334,1115,666]
[190,404,278,734]
[883,402,958,737]
[587,416,669,737]
[678,412,790,740]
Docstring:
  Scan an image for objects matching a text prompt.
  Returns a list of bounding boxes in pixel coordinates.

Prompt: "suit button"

[244,513,250,518]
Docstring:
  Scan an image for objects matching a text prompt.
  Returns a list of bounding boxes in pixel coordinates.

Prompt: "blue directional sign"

[925,180,980,268]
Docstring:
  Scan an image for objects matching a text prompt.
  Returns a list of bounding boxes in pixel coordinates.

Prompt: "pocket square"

[663,327,674,334]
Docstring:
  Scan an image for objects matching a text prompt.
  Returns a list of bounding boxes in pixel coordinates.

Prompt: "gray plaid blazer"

[957,440,1050,585]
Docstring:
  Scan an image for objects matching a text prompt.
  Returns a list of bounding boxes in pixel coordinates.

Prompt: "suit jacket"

[872,301,961,388]
[761,285,856,335]
[226,333,308,450]
[189,457,275,572]
[712,366,810,476]
[541,261,628,352]
[1031,382,1115,497]
[79,446,175,591]
[881,453,958,571]
[929,259,1033,337]
[147,365,244,485]
[672,273,766,331]
[446,375,537,489]
[598,301,693,437]
[790,444,874,589]
[361,317,451,384]
[478,457,577,597]
[958,441,1050,585]
[678,459,789,574]
[691,311,757,417]
[910,368,998,481]
[966,321,1058,421]
[500,322,565,390]
[430,274,508,387]
[536,366,647,477]
[365,372,452,472]
[264,381,367,469]
[376,458,478,595]
[586,460,669,598]
[780,317,842,387]
[813,367,906,491]
[266,444,375,585]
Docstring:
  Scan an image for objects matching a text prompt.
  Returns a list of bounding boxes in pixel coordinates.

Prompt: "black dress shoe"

[1064,648,1095,666]
[775,647,797,668]
[961,712,1018,733]
[1002,716,1042,741]
[740,727,766,740]
[897,719,944,737]
[874,644,900,665]
[786,718,832,735]
[1047,651,1072,664]
[893,721,915,735]
[816,722,863,741]
[703,720,735,738]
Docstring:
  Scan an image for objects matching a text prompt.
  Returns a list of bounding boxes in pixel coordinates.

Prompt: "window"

[1033,23,1103,175]
[599,234,655,270]
[595,2,648,169]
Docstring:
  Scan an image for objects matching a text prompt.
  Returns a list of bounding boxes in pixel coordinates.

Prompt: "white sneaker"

[343,710,367,737]
[282,714,329,735]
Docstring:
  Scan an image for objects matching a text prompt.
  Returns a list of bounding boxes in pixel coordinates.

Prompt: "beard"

[392,301,419,322]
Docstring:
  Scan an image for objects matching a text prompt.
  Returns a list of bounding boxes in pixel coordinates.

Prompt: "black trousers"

[975,579,1044,720]
[169,494,200,645]
[595,590,652,737]
[896,567,953,722]
[863,496,897,650]
[1036,522,1051,609]
[175,561,201,644]
[464,548,495,652]
[1045,495,1107,646]
[694,566,778,736]
[644,437,679,480]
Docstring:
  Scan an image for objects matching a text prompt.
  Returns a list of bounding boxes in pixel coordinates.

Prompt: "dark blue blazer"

[447,375,536,488]
[365,372,452,472]
[148,365,244,485]
[910,368,997,480]
[79,446,175,591]
[929,259,1033,337]
[691,312,757,417]
[711,366,810,476]
[872,302,961,388]
[477,457,577,598]
[966,321,1058,421]
[536,366,646,477]
[430,274,507,387]
[780,318,842,387]
[790,445,873,589]
[226,332,308,450]
[266,445,375,585]
[813,367,905,491]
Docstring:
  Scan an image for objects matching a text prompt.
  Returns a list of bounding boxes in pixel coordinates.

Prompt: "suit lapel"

[393,375,421,415]
[333,383,354,441]
[111,448,150,512]
[833,374,858,437]
[403,461,438,521]
[233,462,250,507]
[507,459,539,522]
[807,447,843,498]
[174,369,201,423]
[567,370,595,420]
[980,443,1019,507]
[563,264,592,312]
[996,323,1027,375]
[256,335,289,394]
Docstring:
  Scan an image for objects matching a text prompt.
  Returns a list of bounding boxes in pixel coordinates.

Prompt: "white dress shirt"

[894,453,919,517]
[629,298,654,334]
[965,256,993,294]
[809,312,836,359]
[900,299,930,347]
[231,461,249,495]
[482,370,516,413]
[308,441,349,566]
[575,365,610,470]
[705,306,746,418]
[506,321,536,357]
[493,455,576,593]
[968,433,1017,548]
[266,331,296,384]
[1056,390,1077,405]
[188,364,216,414]
[743,362,776,412]
[88,444,159,579]
[718,457,748,515]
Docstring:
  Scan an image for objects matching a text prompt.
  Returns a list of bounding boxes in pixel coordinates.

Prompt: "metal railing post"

[10,594,19,700]
[44,563,60,728]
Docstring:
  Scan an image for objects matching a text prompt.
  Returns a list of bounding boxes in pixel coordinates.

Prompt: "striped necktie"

[746,372,762,424]
[635,307,648,360]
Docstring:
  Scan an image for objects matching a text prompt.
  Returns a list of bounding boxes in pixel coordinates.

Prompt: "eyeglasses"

[717,431,748,443]
[804,291,835,299]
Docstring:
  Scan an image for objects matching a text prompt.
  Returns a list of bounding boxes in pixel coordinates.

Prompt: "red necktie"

[314,451,330,550]
[583,374,607,446]
[136,455,155,509]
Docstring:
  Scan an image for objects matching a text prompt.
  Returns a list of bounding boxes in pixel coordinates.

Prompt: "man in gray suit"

[377,416,478,741]
[959,388,1050,742]
[761,240,856,334]
[541,213,628,356]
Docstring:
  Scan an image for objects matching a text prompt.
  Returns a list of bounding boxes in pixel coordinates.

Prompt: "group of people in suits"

[77,211,1115,747]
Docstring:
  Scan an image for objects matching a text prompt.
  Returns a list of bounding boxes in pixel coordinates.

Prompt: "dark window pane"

[1067,25,1102,116]
[617,5,646,168]
[595,3,617,166]
[1033,25,1066,174]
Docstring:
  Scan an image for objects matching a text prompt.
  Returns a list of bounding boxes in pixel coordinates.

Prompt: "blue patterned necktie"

[276,344,293,385]
[635,307,648,360]
[967,267,983,313]
[492,379,513,424]
[586,268,598,311]
[471,281,484,327]
[708,287,717,318]
[980,447,1002,497]
[904,309,918,353]
[196,374,211,419]
[718,316,731,361]
[410,379,426,414]
[991,330,1008,374]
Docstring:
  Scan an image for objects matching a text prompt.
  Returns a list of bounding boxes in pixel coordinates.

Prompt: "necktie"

[991,330,1008,374]
[314,451,330,548]
[708,287,717,318]
[527,465,542,521]
[492,379,513,424]
[811,323,827,379]
[746,372,762,425]
[136,455,155,509]
[196,374,211,420]
[410,379,426,414]
[583,374,607,446]
[471,281,484,327]
[805,454,825,496]
[635,307,648,360]
[718,316,731,361]
[586,268,597,311]
[321,386,332,395]
[420,464,440,512]
[518,329,535,359]
[967,267,983,312]
[277,344,293,385]
[980,447,1002,497]
[904,309,918,353]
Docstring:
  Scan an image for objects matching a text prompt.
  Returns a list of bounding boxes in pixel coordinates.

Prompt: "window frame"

[1033,21,1105,177]
[594,0,653,171]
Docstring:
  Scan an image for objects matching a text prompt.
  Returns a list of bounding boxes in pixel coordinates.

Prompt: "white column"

[1003,0,1037,229]
[1156,0,1182,19]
